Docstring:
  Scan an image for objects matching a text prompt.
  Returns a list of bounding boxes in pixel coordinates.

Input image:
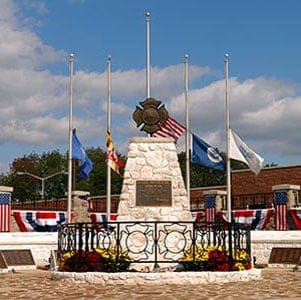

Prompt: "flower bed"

[59,246,251,273]
[181,246,252,272]
[60,248,131,272]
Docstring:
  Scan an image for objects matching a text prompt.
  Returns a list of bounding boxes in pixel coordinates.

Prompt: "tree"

[177,151,251,189]
[72,147,124,196]
[0,147,125,202]
[0,147,259,203]
[8,151,67,202]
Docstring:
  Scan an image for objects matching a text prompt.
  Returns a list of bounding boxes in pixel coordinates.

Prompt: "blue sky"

[1,0,301,174]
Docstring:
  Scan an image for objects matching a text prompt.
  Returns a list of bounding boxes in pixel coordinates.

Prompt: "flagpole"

[106,55,112,220]
[225,53,231,223]
[145,12,151,99]
[184,54,190,206]
[67,53,74,223]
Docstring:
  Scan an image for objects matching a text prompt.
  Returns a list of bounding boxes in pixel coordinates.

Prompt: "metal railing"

[58,220,251,271]
[13,191,291,211]
[232,192,275,209]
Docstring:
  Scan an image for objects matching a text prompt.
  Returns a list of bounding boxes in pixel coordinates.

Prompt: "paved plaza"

[0,267,300,299]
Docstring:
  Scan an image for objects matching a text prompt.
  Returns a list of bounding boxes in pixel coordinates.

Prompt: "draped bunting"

[219,208,273,230]
[191,210,205,223]
[289,208,301,230]
[90,213,118,222]
[13,211,68,232]
[13,211,117,232]
[12,208,301,232]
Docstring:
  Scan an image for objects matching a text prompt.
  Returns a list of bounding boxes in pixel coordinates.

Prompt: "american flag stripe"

[153,116,185,142]
[0,193,10,232]
[0,205,10,231]
[274,191,288,231]
[275,205,288,230]
[205,207,216,223]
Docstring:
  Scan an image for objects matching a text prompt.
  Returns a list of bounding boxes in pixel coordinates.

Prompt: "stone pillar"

[203,190,226,222]
[0,186,13,232]
[71,190,90,223]
[272,184,300,230]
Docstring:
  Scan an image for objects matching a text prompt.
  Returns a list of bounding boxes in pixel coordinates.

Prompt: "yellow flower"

[62,251,74,261]
[235,262,245,271]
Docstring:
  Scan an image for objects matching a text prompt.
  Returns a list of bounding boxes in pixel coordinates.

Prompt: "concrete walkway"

[1,268,300,299]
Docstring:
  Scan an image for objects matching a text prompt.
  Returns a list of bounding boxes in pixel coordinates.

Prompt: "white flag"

[229,129,264,175]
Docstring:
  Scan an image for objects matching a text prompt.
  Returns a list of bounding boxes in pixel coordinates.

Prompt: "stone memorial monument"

[117,98,192,222]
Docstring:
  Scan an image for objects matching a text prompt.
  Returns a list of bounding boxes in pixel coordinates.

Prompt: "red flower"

[62,250,103,272]
[207,249,230,271]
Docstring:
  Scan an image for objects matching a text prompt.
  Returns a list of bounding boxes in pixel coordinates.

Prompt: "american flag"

[0,192,10,232]
[274,191,288,231]
[205,195,216,223]
[152,116,185,142]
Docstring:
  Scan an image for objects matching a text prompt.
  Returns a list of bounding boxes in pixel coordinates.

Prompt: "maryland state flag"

[106,131,124,175]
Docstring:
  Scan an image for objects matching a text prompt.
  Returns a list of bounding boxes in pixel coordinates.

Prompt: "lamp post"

[16,170,67,200]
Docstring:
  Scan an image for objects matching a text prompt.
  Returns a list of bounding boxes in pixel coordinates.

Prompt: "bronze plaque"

[0,252,8,268]
[136,180,172,206]
[269,247,301,264]
[1,249,35,266]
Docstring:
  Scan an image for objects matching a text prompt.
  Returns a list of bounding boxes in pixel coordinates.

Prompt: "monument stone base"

[117,137,192,221]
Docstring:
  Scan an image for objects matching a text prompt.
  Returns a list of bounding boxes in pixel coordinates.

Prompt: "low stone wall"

[0,232,57,266]
[0,231,300,267]
[251,231,301,264]
[51,269,262,285]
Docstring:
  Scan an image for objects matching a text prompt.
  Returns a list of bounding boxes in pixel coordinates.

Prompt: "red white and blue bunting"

[220,208,274,230]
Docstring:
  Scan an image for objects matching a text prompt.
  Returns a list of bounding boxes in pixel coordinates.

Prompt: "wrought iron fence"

[58,220,251,271]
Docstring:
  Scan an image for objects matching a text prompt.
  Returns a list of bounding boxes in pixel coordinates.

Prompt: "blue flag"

[191,134,225,171]
[72,130,93,179]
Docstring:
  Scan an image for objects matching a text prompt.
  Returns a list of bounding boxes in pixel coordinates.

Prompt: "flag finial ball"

[145,12,151,17]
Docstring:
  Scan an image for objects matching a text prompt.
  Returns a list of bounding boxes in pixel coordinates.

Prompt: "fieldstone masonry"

[72,190,90,223]
[117,137,192,222]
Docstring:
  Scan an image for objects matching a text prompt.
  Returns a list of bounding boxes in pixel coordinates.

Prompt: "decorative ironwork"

[58,220,251,270]
[132,97,169,134]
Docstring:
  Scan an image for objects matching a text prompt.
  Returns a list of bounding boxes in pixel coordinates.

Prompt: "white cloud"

[167,76,301,164]
[0,1,65,69]
[0,0,301,174]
